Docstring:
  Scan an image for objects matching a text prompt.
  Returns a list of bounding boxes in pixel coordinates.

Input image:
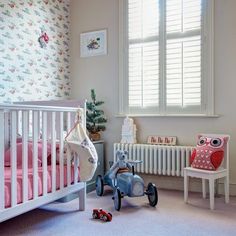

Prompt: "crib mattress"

[4,165,80,208]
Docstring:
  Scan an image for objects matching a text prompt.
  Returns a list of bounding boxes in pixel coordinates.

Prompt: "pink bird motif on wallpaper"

[28,61,34,67]
[58,15,63,21]
[28,1,33,7]
[8,3,16,8]
[9,89,16,94]
[9,47,17,52]
[8,24,16,30]
[28,80,34,86]
[58,32,63,38]
[44,18,49,24]
[9,67,16,73]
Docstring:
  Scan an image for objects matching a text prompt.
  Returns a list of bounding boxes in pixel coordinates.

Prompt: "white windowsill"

[115,113,220,118]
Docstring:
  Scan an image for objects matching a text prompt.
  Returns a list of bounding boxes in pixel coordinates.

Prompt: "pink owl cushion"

[190,135,229,171]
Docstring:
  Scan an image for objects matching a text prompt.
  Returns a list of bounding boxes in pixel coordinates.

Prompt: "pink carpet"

[0,188,236,236]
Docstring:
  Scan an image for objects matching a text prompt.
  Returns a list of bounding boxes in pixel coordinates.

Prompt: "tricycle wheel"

[96,175,104,196]
[147,183,158,207]
[113,188,121,211]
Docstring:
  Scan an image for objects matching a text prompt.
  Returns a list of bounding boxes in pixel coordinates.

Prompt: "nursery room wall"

[70,0,236,194]
[0,0,71,103]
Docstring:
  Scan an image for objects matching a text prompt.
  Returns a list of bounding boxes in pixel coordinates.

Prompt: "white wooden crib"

[0,100,87,223]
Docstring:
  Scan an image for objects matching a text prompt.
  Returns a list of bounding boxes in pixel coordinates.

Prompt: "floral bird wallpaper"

[0,0,71,103]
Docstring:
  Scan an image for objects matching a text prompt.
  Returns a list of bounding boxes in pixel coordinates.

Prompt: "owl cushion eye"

[198,137,207,146]
[210,138,222,148]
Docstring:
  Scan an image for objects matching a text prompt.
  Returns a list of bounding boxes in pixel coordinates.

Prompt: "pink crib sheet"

[4,165,80,208]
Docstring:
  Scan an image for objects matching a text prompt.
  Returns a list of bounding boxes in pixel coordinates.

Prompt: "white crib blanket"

[65,122,98,181]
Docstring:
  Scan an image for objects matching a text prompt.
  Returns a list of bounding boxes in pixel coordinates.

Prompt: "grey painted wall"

[70,0,236,194]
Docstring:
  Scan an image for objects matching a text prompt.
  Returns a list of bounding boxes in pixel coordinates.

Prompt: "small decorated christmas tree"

[86,89,107,141]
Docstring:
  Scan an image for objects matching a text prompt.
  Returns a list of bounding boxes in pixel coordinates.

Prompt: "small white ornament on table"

[121,116,137,144]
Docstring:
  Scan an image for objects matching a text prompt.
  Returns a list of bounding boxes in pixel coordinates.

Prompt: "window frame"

[118,0,215,116]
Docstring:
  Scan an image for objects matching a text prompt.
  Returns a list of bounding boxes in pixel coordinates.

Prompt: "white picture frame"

[80,29,107,58]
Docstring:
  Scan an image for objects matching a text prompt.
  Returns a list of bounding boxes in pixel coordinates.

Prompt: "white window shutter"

[166,0,202,110]
[119,0,214,115]
[128,0,160,109]
[166,36,201,107]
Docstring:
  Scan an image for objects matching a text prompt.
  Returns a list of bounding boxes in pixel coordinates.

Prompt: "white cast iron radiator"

[114,143,195,177]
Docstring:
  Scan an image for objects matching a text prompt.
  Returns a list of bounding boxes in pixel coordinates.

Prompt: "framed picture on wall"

[80,29,107,57]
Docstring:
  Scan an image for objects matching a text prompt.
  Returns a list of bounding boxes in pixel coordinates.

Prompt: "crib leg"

[79,183,86,211]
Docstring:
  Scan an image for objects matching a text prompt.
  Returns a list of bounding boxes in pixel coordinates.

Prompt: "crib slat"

[4,112,9,150]
[74,153,78,184]
[59,112,64,190]
[51,112,56,193]
[42,112,48,196]
[67,112,71,132]
[67,145,71,187]
[0,111,5,210]
[22,111,29,203]
[11,111,17,207]
[16,111,19,136]
[67,114,71,187]
[33,111,39,199]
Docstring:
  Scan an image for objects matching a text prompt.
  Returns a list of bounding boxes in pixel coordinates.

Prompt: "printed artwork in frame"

[147,136,177,146]
[80,29,107,57]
